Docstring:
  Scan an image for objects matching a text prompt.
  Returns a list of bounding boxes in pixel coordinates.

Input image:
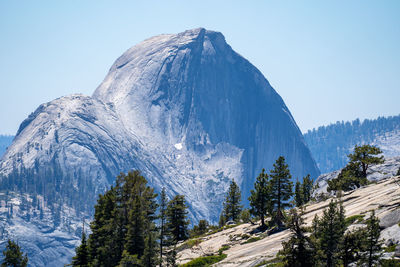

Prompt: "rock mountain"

[0,28,319,265]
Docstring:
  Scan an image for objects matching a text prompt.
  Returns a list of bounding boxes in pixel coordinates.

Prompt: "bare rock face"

[93,28,319,200]
[0,28,319,266]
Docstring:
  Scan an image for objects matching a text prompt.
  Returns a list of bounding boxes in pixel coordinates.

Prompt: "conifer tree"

[363,210,382,267]
[159,188,168,266]
[249,169,271,227]
[317,200,346,267]
[218,212,226,228]
[301,174,313,204]
[122,171,158,262]
[349,145,384,178]
[142,232,158,267]
[87,187,120,266]
[223,180,243,223]
[281,209,316,267]
[72,230,89,267]
[1,239,28,267]
[294,180,303,207]
[269,156,293,228]
[166,195,189,244]
[338,228,366,267]
[80,170,159,266]
[190,220,209,237]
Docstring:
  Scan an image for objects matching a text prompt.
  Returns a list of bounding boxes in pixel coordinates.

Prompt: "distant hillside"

[304,115,400,173]
[0,135,13,158]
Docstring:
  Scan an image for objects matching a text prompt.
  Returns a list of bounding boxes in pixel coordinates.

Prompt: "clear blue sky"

[1,1,399,135]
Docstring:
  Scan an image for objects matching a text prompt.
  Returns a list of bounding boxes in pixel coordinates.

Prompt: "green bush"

[181,253,227,267]
[345,214,365,227]
[384,244,397,252]
[217,245,230,255]
[176,238,202,252]
[241,233,250,240]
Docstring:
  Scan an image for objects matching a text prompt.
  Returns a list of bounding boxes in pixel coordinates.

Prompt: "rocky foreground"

[177,175,400,266]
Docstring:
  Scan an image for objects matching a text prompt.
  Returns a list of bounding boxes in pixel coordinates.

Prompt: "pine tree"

[165,245,177,267]
[223,179,243,223]
[159,188,168,267]
[166,195,189,244]
[190,220,209,237]
[317,200,346,267]
[123,171,158,261]
[87,187,119,266]
[301,174,313,204]
[280,209,316,267]
[349,145,384,178]
[218,212,226,228]
[81,170,159,266]
[294,180,303,207]
[1,239,28,267]
[249,169,271,227]
[269,156,293,228]
[142,232,158,267]
[363,210,382,267]
[328,145,384,192]
[72,231,89,266]
[338,228,366,267]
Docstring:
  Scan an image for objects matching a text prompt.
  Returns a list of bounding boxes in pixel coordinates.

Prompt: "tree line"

[304,114,399,173]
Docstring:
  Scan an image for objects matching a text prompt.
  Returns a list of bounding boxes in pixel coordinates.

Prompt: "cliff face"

[0,28,319,265]
[93,28,319,200]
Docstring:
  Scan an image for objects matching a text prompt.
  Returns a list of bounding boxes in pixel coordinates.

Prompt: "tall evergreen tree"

[159,187,168,267]
[223,180,243,223]
[269,156,293,228]
[166,195,189,244]
[301,174,313,204]
[281,209,316,267]
[87,187,119,266]
[1,239,28,267]
[80,170,159,266]
[364,210,382,267]
[338,228,366,267]
[249,169,271,227]
[122,171,158,264]
[294,180,303,207]
[218,211,226,228]
[317,200,346,267]
[72,230,89,267]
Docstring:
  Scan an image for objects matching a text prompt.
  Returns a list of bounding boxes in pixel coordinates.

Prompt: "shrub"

[344,214,365,227]
[217,245,230,255]
[176,238,202,252]
[384,244,397,253]
[181,253,227,267]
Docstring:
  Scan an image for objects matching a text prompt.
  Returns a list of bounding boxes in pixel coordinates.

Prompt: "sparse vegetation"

[345,214,365,226]
[217,245,230,254]
[176,238,202,252]
[181,253,227,267]
[384,244,397,253]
